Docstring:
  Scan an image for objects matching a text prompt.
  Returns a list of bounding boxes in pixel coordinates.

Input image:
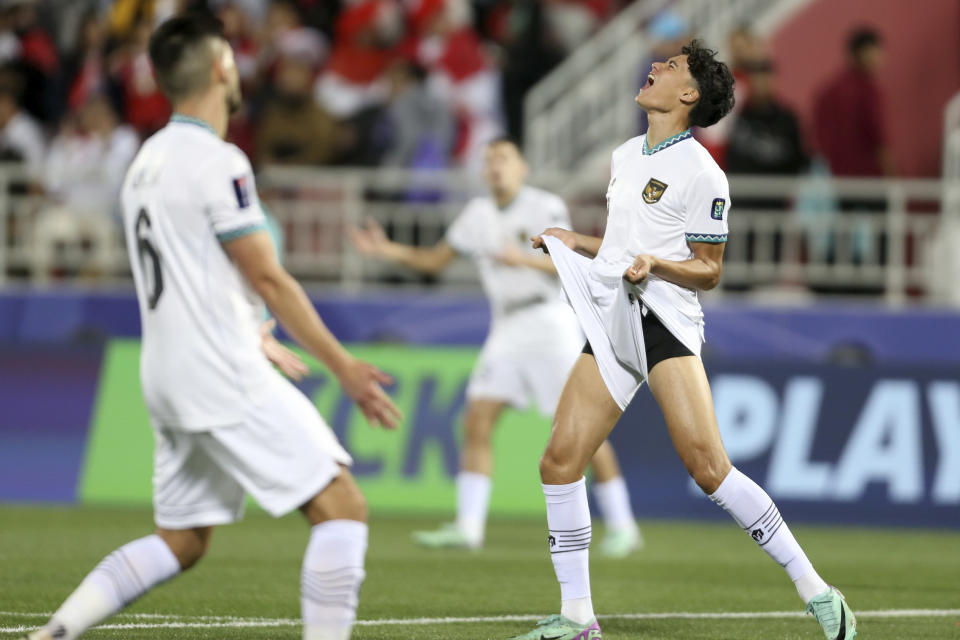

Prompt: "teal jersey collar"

[643,129,692,155]
[170,113,217,136]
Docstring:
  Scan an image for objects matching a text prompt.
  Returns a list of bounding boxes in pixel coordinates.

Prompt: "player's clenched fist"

[624,254,658,283]
[339,358,403,429]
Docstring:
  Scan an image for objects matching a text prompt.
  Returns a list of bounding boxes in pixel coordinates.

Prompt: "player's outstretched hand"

[624,254,657,283]
[340,358,403,429]
[260,319,310,381]
[532,227,578,254]
[349,217,388,257]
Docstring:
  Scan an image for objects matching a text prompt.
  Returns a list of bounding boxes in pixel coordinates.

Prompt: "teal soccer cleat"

[597,525,643,558]
[806,586,857,639]
[411,523,481,550]
[509,614,601,640]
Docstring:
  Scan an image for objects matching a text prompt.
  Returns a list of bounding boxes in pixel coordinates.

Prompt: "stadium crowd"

[0,0,892,284]
[0,0,626,180]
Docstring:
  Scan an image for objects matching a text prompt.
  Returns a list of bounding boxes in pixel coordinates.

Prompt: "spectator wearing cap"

[725,57,807,272]
[726,58,806,178]
[256,47,340,166]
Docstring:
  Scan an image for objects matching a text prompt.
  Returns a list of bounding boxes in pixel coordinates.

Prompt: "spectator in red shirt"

[813,27,894,177]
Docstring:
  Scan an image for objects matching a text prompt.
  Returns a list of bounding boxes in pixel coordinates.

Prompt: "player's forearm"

[513,253,557,275]
[380,242,448,274]
[649,256,723,291]
[260,272,354,377]
[574,233,603,258]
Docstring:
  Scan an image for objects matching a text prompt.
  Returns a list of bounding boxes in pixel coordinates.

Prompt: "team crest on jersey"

[711,198,725,220]
[232,176,250,209]
[642,178,668,204]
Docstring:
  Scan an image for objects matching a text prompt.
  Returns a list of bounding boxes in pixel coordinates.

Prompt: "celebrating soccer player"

[511,40,857,640]
[350,138,642,557]
[20,14,401,640]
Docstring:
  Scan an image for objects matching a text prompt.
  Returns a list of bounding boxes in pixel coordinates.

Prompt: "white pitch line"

[2,608,958,634]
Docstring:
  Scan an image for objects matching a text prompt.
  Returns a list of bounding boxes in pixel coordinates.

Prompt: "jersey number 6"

[135,208,164,310]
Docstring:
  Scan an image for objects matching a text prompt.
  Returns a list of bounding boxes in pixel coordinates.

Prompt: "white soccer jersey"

[121,115,274,430]
[445,185,570,319]
[591,130,730,343]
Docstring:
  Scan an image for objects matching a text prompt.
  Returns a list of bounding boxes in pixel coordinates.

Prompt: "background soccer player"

[511,40,857,640]
[350,138,642,557]
[21,14,401,640]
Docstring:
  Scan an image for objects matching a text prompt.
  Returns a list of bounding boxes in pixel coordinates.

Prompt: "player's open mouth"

[646,74,655,87]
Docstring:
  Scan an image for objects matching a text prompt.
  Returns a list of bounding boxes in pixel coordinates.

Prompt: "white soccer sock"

[592,476,637,532]
[455,471,491,546]
[46,534,181,639]
[709,467,829,603]
[302,520,368,640]
[544,477,595,625]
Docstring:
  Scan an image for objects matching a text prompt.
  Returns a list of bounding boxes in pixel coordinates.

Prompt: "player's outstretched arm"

[349,217,456,275]
[225,231,403,428]
[495,244,557,274]
[532,228,604,258]
[624,241,725,291]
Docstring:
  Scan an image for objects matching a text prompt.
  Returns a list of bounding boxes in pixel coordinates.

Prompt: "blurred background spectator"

[32,92,137,282]
[811,26,891,274]
[813,27,892,179]
[725,58,806,177]
[376,58,453,169]
[256,45,339,165]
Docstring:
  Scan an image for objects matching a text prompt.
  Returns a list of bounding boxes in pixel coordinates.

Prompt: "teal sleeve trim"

[217,222,268,243]
[685,232,728,244]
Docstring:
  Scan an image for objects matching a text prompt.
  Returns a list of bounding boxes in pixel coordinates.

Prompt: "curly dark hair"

[682,39,735,128]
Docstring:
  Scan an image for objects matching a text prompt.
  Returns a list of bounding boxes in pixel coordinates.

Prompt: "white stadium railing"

[0,163,953,306]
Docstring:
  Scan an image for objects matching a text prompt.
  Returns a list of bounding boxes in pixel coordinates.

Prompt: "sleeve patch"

[711,198,726,220]
[232,176,251,209]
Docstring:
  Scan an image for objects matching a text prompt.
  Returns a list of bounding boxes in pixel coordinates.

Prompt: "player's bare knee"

[344,487,368,522]
[157,527,211,571]
[687,458,730,494]
[463,419,493,447]
[539,447,582,484]
[303,472,368,524]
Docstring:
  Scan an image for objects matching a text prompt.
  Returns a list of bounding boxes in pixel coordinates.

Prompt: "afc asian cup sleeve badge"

[642,178,668,204]
[232,175,251,209]
[711,197,726,220]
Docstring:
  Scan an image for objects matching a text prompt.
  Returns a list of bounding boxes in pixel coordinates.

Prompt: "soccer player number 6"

[135,208,164,310]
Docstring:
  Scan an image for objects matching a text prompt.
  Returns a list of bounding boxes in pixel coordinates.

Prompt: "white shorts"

[152,377,352,529]
[467,302,583,416]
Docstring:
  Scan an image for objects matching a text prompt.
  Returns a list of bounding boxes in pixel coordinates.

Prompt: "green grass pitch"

[1,506,958,639]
